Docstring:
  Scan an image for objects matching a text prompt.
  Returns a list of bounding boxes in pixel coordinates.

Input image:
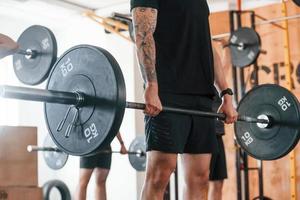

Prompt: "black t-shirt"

[131,0,215,95]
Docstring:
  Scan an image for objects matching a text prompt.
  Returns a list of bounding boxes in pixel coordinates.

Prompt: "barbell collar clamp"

[238,115,270,125]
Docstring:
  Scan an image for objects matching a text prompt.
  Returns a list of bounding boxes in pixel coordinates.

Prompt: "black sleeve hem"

[130,0,159,12]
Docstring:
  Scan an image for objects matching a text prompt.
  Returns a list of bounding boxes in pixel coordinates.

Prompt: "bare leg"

[181,154,211,200]
[94,168,110,200]
[208,180,224,200]
[141,151,177,200]
[75,168,94,200]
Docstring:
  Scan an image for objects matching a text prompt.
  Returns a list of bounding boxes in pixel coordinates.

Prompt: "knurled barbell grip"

[27,145,61,152]
[126,102,226,120]
[127,102,269,124]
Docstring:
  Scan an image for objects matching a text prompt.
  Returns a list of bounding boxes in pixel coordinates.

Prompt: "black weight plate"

[293,0,300,6]
[43,134,68,170]
[229,27,261,68]
[45,45,126,156]
[128,136,146,171]
[235,84,300,160]
[13,25,57,85]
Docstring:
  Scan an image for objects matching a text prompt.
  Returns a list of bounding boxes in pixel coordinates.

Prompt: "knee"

[146,167,175,190]
[186,171,210,186]
[79,178,89,189]
[95,169,109,187]
[95,175,107,187]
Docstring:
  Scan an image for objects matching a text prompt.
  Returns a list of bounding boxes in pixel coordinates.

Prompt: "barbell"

[27,134,147,171]
[27,134,69,170]
[1,44,300,160]
[227,27,261,67]
[12,25,57,85]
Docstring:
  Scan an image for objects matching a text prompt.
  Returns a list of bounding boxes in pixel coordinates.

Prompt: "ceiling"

[7,0,281,14]
[61,0,129,10]
[46,0,281,12]
[42,0,129,11]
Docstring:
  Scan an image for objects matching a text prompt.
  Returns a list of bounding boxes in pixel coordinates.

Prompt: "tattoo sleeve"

[132,7,158,83]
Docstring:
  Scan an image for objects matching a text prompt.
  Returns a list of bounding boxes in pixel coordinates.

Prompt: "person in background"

[0,33,19,59]
[75,132,127,200]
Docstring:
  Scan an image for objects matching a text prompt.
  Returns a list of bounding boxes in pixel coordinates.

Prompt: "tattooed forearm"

[132,7,158,83]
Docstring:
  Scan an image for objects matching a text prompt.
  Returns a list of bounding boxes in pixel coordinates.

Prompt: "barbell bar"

[0,85,269,125]
[27,135,147,171]
[27,145,60,152]
[27,145,145,156]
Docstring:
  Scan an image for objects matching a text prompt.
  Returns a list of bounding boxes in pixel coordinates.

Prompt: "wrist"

[223,95,233,104]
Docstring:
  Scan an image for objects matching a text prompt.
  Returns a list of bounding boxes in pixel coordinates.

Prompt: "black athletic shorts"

[145,93,218,154]
[80,146,112,169]
[209,136,228,180]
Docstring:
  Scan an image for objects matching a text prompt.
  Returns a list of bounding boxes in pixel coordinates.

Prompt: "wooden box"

[0,126,38,187]
[0,186,42,200]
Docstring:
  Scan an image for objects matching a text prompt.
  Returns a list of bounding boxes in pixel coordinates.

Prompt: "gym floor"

[0,0,300,200]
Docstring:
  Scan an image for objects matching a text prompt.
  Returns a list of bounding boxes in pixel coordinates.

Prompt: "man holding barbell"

[75,132,127,200]
[0,33,19,59]
[131,1,238,199]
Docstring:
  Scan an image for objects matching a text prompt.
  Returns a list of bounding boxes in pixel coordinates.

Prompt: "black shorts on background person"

[80,146,112,170]
[75,132,127,200]
[209,94,228,181]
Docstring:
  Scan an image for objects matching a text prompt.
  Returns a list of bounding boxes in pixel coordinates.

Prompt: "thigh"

[181,154,212,178]
[94,168,110,182]
[209,137,228,181]
[79,168,94,184]
[145,113,191,153]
